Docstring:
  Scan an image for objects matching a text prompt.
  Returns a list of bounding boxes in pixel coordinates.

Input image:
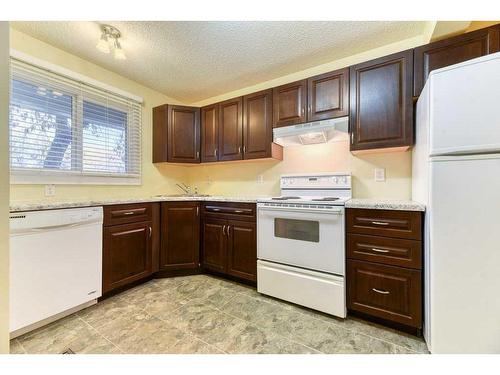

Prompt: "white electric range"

[256,173,351,318]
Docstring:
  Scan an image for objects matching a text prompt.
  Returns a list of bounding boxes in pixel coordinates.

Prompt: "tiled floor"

[10,274,428,354]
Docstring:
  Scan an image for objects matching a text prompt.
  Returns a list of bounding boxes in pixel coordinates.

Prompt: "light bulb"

[113,39,127,60]
[96,33,110,54]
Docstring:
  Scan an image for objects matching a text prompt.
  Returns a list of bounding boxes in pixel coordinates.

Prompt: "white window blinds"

[9,58,142,184]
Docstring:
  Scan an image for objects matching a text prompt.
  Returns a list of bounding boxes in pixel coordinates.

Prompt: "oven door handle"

[257,206,343,215]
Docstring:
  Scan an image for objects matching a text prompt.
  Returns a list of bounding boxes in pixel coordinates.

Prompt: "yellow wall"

[0,22,10,353]
[9,28,190,204]
[10,29,432,204]
[188,35,427,199]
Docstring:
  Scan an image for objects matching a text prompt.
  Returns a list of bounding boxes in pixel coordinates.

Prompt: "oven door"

[257,204,345,275]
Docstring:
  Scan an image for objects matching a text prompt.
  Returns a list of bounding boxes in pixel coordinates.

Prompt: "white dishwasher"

[9,206,103,337]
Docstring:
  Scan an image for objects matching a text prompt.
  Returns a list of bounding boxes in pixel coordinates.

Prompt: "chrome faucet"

[175,183,191,195]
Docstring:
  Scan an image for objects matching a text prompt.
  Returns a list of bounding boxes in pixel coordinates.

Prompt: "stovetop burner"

[271,196,301,200]
[311,197,340,202]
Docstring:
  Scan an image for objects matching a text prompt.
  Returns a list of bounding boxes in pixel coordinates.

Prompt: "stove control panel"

[280,173,351,189]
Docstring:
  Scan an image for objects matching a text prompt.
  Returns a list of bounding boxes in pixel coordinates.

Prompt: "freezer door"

[428,53,500,156]
[428,154,500,353]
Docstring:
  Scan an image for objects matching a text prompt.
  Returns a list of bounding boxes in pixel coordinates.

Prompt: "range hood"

[273,117,349,146]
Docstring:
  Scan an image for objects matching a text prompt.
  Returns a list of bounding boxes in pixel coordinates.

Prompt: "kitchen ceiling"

[12,21,429,103]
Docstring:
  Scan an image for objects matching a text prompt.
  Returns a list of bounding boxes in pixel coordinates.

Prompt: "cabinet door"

[103,222,152,293]
[272,79,307,128]
[201,104,219,162]
[167,105,200,163]
[152,104,168,163]
[202,218,227,273]
[218,97,243,161]
[160,202,200,270]
[414,25,500,96]
[243,89,273,160]
[347,260,422,328]
[349,49,414,151]
[226,220,257,282]
[307,68,349,121]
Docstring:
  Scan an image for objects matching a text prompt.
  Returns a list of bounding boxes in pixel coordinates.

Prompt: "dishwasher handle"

[10,220,101,235]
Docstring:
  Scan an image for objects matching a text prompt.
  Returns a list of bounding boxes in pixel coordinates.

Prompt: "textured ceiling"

[12,21,428,103]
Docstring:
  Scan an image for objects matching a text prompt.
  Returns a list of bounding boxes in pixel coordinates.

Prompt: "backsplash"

[187,140,412,199]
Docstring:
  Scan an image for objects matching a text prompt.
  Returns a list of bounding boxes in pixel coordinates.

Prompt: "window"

[9,58,142,184]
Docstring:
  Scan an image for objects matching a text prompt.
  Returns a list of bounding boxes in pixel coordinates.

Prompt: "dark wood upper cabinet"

[167,105,200,163]
[153,104,200,163]
[201,217,227,273]
[218,97,243,161]
[201,104,219,162]
[226,220,257,282]
[243,89,273,160]
[160,202,200,271]
[307,68,349,121]
[272,79,307,128]
[349,49,414,152]
[414,25,500,96]
[152,105,168,163]
[103,221,152,293]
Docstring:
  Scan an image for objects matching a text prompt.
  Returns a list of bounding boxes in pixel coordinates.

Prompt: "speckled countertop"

[345,199,425,212]
[10,196,426,213]
[9,195,265,212]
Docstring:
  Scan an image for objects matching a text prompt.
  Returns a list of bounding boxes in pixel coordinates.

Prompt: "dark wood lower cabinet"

[346,208,423,331]
[202,217,227,273]
[160,202,200,271]
[103,221,152,293]
[226,220,257,282]
[347,260,422,328]
[201,203,257,283]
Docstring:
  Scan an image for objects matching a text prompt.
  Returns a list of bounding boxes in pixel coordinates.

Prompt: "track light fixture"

[96,24,126,60]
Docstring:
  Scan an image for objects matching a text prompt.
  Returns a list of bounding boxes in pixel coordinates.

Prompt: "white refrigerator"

[413,52,500,353]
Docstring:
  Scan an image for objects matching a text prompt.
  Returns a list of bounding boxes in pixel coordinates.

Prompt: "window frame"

[9,51,143,186]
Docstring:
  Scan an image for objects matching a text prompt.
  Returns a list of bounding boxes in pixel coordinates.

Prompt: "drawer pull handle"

[234,210,243,213]
[371,221,389,226]
[372,288,390,295]
[123,211,135,215]
[212,208,220,211]
[372,248,390,253]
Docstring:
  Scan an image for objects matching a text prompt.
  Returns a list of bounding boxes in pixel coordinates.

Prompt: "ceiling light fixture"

[96,24,126,60]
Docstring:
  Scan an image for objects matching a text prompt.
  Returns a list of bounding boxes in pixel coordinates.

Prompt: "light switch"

[45,184,56,197]
[374,168,386,182]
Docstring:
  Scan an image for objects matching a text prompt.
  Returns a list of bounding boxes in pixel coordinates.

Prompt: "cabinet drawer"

[104,203,153,226]
[202,202,256,221]
[347,260,421,328]
[347,234,422,269]
[346,208,422,240]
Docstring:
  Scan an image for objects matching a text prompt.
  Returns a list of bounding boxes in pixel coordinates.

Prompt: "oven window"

[274,218,319,242]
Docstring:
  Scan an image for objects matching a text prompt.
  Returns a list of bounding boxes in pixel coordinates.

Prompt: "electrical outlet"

[257,175,264,184]
[374,168,386,182]
[206,176,212,185]
[45,184,56,197]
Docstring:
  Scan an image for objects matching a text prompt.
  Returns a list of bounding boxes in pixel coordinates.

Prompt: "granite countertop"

[345,199,425,212]
[10,196,426,213]
[9,195,265,212]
